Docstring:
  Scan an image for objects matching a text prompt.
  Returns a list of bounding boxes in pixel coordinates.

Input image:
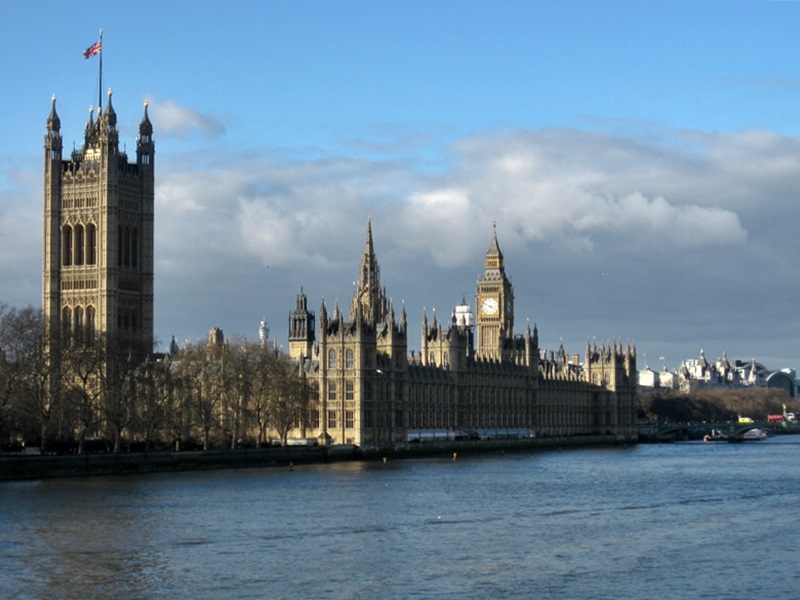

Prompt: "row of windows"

[327,349,355,369]
[60,223,141,269]
[62,223,97,266]
[327,380,355,402]
[60,305,142,333]
[117,225,139,268]
[326,409,356,429]
[61,305,96,336]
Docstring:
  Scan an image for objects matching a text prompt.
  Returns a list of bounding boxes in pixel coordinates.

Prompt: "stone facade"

[288,220,638,447]
[43,93,154,349]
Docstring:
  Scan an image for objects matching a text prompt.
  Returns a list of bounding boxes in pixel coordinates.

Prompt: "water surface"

[2,439,799,599]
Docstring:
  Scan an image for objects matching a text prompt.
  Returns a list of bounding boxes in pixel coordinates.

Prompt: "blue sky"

[3,1,800,373]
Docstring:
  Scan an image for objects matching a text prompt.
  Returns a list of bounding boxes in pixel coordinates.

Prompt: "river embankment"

[0,434,635,481]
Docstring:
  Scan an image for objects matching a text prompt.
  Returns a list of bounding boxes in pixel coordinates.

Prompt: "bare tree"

[0,304,44,445]
[62,331,105,453]
[268,352,313,445]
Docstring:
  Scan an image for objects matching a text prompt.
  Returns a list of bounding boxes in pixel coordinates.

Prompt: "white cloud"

[150,98,226,139]
[5,124,799,366]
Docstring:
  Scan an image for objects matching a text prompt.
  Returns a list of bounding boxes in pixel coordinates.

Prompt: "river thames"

[2,437,799,599]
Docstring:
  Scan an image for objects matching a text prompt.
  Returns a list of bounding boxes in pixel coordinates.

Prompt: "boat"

[703,429,728,442]
[741,428,767,441]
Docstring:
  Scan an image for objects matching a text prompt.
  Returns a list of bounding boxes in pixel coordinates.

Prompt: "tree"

[268,351,313,445]
[62,331,105,453]
[0,304,43,445]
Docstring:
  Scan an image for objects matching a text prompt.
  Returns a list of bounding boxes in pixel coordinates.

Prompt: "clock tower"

[476,223,514,360]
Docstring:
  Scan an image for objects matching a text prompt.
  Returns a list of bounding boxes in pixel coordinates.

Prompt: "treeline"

[637,387,794,423]
[0,303,316,454]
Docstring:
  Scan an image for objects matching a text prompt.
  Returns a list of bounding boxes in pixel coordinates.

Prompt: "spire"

[351,217,386,325]
[482,220,506,275]
[104,89,117,128]
[47,95,61,133]
[45,96,62,156]
[487,218,503,260]
[366,215,374,255]
[139,100,153,137]
[137,100,154,165]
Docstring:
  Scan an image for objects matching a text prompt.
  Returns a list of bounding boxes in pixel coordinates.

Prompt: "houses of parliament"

[43,97,637,449]
[287,220,638,446]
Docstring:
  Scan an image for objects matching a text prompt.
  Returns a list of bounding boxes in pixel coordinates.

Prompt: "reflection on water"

[2,439,800,599]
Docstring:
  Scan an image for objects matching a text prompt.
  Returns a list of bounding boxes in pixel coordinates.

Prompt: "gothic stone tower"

[43,92,154,351]
[476,223,514,360]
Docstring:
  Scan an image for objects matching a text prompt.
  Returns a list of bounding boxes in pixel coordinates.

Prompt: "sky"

[2,1,800,373]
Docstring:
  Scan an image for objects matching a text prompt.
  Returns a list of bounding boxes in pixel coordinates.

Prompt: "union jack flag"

[83,39,101,59]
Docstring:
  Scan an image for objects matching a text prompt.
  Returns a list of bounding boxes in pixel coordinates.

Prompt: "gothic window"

[443,352,449,368]
[74,306,84,330]
[328,381,337,401]
[327,410,337,428]
[117,225,123,266]
[131,228,138,269]
[123,227,131,267]
[87,223,97,265]
[74,224,84,266]
[62,225,72,266]
[345,380,354,401]
[345,410,355,429]
[61,306,71,330]
[328,349,337,369]
[345,349,354,369]
[86,306,96,338]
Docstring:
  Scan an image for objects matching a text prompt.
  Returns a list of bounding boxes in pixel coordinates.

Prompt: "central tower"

[350,218,388,326]
[475,223,514,360]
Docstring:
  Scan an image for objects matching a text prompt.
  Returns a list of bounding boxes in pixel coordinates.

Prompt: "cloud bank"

[4,107,799,367]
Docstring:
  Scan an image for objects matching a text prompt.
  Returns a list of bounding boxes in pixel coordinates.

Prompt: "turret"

[289,290,316,361]
[137,100,154,166]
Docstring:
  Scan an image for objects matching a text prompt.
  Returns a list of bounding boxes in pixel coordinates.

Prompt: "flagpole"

[98,28,103,111]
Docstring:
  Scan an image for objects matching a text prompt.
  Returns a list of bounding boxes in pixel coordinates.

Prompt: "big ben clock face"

[481,297,499,315]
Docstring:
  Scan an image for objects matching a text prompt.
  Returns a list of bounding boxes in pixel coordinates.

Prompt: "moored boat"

[741,428,767,441]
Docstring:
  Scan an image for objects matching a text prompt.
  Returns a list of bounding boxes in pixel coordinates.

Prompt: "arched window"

[123,227,131,267]
[74,306,84,330]
[62,225,72,266]
[345,349,354,369]
[328,349,337,369]
[131,228,138,269]
[87,223,97,265]
[61,306,71,330]
[74,224,84,266]
[117,225,123,266]
[86,306,96,338]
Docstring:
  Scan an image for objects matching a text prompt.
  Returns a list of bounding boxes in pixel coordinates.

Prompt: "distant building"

[287,220,638,447]
[638,349,797,398]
